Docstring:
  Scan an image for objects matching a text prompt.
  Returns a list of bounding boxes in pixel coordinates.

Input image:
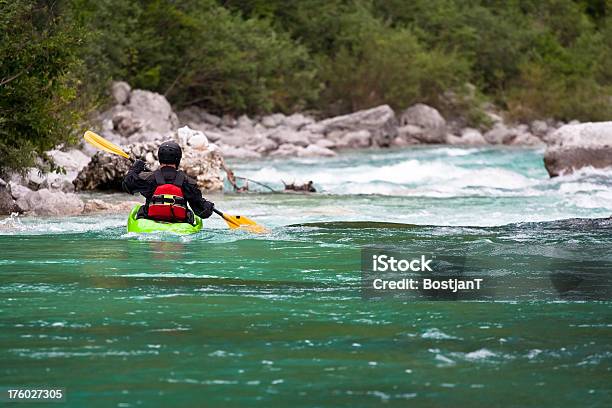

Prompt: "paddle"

[83,130,268,233]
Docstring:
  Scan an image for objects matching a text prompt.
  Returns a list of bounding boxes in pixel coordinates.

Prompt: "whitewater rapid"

[1,146,611,234]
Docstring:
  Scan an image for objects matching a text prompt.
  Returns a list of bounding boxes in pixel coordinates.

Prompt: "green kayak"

[127,205,203,234]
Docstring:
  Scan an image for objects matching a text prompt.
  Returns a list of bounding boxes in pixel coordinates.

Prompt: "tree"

[0,0,88,174]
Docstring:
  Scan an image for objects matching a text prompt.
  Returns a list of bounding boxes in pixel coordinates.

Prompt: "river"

[1,146,611,407]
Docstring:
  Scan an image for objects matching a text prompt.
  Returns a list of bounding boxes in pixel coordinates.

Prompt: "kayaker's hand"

[201,201,214,219]
[131,159,146,173]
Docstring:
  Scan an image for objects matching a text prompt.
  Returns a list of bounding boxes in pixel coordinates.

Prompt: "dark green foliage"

[71,0,316,114]
[0,0,88,174]
[372,0,612,121]
[1,0,611,172]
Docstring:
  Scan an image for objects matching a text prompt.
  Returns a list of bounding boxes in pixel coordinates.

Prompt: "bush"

[72,0,317,114]
[319,6,470,115]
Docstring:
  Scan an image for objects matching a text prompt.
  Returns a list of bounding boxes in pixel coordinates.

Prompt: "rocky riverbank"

[1,80,611,216]
[97,82,561,162]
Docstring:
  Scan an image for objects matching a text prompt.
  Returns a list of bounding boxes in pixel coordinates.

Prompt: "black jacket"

[122,163,214,219]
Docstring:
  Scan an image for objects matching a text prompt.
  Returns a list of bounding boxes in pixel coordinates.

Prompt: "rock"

[127,89,179,135]
[530,120,549,138]
[215,129,256,147]
[96,87,178,146]
[218,145,262,159]
[112,111,141,137]
[221,114,237,128]
[13,149,90,193]
[261,113,285,128]
[267,128,310,147]
[73,149,131,191]
[178,106,221,126]
[111,81,131,105]
[237,115,254,131]
[177,106,222,127]
[484,123,543,146]
[315,139,336,149]
[74,138,226,191]
[270,143,305,157]
[0,178,16,214]
[177,126,209,150]
[48,149,91,174]
[391,135,419,146]
[543,122,612,177]
[201,112,222,126]
[509,132,544,146]
[458,128,487,145]
[83,199,141,214]
[200,130,222,143]
[189,134,209,149]
[297,145,337,157]
[16,188,84,216]
[445,134,464,145]
[483,123,514,144]
[8,182,32,202]
[248,137,278,154]
[399,103,447,143]
[331,130,371,149]
[129,131,165,144]
[396,124,425,144]
[181,146,225,191]
[283,113,314,129]
[305,132,324,143]
[307,105,397,147]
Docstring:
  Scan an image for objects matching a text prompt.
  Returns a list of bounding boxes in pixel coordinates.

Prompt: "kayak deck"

[127,205,203,234]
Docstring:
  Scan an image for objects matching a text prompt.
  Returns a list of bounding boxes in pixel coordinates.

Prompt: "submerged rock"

[544,122,612,177]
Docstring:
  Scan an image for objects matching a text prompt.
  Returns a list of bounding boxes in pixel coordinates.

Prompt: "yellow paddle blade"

[221,213,268,233]
[83,130,130,159]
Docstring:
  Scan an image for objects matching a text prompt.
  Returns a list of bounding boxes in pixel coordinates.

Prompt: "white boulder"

[307,105,397,147]
[399,104,447,143]
[544,122,612,177]
[16,188,84,216]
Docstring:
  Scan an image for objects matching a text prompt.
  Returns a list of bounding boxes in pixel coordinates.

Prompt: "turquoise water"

[1,147,611,407]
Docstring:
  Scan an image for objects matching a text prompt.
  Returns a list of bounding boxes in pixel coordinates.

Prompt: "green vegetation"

[0,0,87,173]
[1,0,611,172]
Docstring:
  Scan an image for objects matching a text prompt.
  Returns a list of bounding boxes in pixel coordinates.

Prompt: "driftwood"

[283,180,316,193]
[221,163,277,192]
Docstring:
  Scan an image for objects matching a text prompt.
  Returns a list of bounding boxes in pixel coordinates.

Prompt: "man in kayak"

[122,141,215,224]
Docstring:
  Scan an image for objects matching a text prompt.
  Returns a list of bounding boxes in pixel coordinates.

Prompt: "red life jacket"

[147,170,188,222]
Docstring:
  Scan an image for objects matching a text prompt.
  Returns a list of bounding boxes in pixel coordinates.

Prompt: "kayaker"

[122,141,214,223]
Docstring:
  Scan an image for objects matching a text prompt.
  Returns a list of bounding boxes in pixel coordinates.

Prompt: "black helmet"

[158,141,182,166]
